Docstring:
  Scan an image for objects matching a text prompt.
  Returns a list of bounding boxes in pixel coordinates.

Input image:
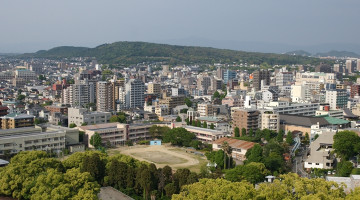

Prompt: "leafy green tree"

[196,120,201,127]
[264,152,284,173]
[210,123,215,129]
[176,116,182,122]
[34,118,40,125]
[164,183,177,197]
[202,121,207,128]
[191,120,196,126]
[81,122,88,126]
[303,132,310,145]
[79,131,85,143]
[222,142,232,169]
[333,131,360,160]
[213,91,220,99]
[337,160,354,177]
[38,74,46,80]
[276,129,284,143]
[185,118,190,125]
[110,115,119,122]
[17,94,26,101]
[249,128,254,137]
[162,127,196,147]
[172,178,256,200]
[286,131,293,145]
[241,128,246,136]
[69,123,77,128]
[81,153,106,184]
[184,98,192,107]
[234,127,240,137]
[225,162,269,184]
[90,132,102,149]
[245,144,263,164]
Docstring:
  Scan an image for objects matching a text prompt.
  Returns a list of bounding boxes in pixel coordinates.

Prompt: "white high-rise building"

[62,82,95,107]
[125,79,145,108]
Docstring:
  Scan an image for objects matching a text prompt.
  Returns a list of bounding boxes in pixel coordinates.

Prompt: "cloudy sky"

[0,0,359,53]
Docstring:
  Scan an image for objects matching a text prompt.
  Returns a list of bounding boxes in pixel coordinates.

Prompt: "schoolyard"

[109,144,207,172]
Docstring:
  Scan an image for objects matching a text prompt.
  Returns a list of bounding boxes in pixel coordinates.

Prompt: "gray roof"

[280,114,329,127]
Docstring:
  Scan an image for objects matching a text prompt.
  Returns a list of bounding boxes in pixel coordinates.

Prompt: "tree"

[38,74,46,81]
[264,152,284,173]
[210,123,215,129]
[81,122,88,126]
[276,129,284,143]
[196,120,201,127]
[234,127,240,137]
[241,128,246,136]
[81,153,106,185]
[202,121,207,128]
[184,98,192,107]
[191,120,196,126]
[110,115,119,123]
[79,131,85,143]
[286,131,293,145]
[90,132,102,149]
[222,142,232,169]
[303,132,310,145]
[245,144,263,164]
[333,131,360,160]
[185,118,190,125]
[172,178,256,200]
[213,91,220,99]
[69,123,77,128]
[162,127,196,147]
[17,94,26,101]
[337,160,354,177]
[225,162,269,184]
[176,116,182,122]
[34,118,40,125]
[249,128,254,137]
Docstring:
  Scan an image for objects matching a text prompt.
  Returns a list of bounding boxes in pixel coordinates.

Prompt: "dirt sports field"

[111,145,207,172]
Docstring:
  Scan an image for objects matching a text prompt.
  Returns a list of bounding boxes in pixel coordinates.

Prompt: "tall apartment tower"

[357,59,360,71]
[148,83,161,96]
[253,70,270,91]
[96,81,115,112]
[125,79,145,108]
[61,82,95,107]
[345,60,355,74]
[232,109,260,136]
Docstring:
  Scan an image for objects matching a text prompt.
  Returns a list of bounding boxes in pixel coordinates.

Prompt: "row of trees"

[172,173,360,199]
[185,118,215,129]
[233,128,295,146]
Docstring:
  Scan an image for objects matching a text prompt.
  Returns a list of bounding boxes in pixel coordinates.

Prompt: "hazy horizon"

[1,0,360,53]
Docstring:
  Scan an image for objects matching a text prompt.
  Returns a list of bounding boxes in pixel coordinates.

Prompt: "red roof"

[213,137,255,150]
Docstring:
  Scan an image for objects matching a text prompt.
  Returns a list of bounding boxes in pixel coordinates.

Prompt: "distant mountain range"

[285,50,360,58]
[18,41,324,66]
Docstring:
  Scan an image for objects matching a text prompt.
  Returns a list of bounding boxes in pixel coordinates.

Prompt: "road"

[292,146,310,178]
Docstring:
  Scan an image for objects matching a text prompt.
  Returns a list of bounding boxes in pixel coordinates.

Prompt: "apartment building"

[232,109,260,135]
[62,82,95,107]
[45,105,68,115]
[325,89,348,110]
[0,126,79,156]
[97,81,115,112]
[263,101,320,116]
[275,72,293,86]
[158,93,185,114]
[260,111,280,132]
[68,108,111,127]
[197,103,214,117]
[125,79,145,109]
[1,113,35,129]
[148,83,161,96]
[253,70,270,91]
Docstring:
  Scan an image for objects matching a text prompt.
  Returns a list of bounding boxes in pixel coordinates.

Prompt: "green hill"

[19,41,324,66]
